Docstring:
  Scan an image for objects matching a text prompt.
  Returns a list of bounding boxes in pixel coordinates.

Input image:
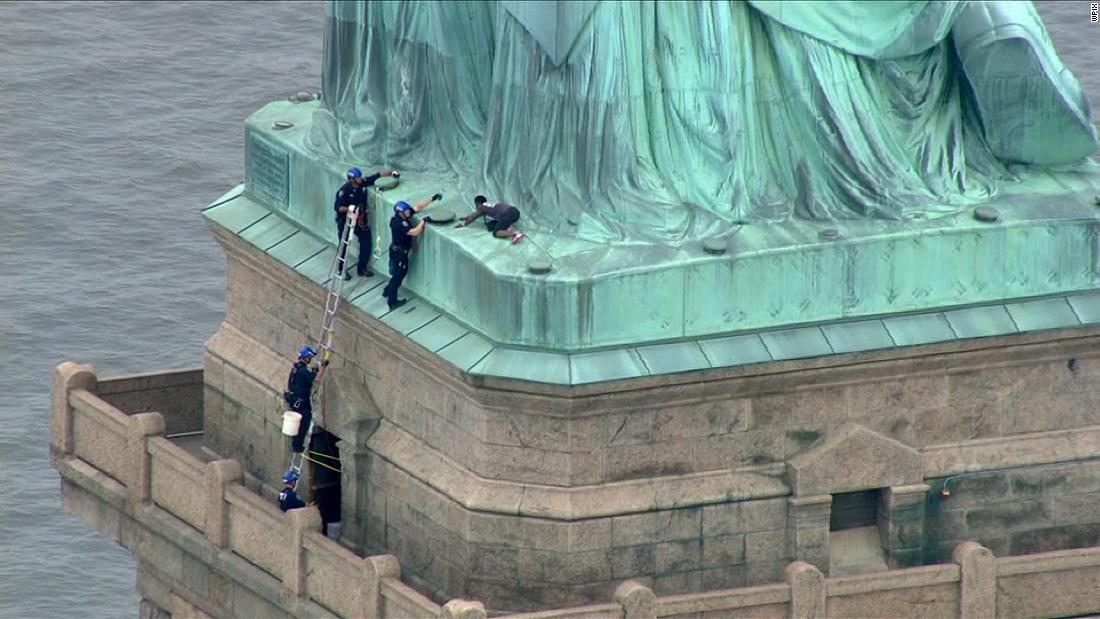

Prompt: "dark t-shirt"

[333,174,381,228]
[465,201,517,223]
[389,214,415,250]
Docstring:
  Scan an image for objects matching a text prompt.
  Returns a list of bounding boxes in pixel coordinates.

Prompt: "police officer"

[382,192,442,310]
[284,346,329,454]
[278,469,306,512]
[334,167,398,280]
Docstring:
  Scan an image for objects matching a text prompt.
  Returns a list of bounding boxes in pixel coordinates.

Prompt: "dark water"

[0,1,1095,617]
[0,2,321,616]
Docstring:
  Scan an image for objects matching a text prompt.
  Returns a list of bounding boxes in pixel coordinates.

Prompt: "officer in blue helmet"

[284,345,329,453]
[382,192,442,310]
[334,167,399,280]
[278,469,306,512]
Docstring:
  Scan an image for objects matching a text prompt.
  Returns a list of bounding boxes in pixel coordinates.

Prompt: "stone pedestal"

[199,211,1100,610]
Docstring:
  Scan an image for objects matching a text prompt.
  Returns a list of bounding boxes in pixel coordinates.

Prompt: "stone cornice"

[209,214,1100,406]
[367,417,1100,520]
[204,194,1100,389]
[367,419,790,521]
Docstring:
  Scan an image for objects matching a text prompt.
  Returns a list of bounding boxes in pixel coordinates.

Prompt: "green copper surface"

[204,187,1100,385]
[232,104,1100,350]
[217,1,1100,352]
[316,0,1096,244]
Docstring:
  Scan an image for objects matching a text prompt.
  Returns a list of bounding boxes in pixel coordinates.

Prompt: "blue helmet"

[283,469,300,484]
[346,167,362,180]
[298,346,316,359]
[394,201,412,215]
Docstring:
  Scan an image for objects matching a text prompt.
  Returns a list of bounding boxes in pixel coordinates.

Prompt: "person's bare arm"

[457,204,487,227]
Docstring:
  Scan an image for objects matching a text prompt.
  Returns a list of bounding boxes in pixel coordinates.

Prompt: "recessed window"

[830,489,879,531]
[309,430,342,539]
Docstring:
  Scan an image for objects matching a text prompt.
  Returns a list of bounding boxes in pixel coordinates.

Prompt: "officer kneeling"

[382,192,442,310]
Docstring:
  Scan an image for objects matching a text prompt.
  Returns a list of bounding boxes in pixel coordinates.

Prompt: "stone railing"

[51,362,484,619]
[499,542,1100,619]
[51,362,1100,618]
[94,367,203,435]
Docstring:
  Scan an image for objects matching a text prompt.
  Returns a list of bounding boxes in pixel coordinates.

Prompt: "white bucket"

[282,411,302,436]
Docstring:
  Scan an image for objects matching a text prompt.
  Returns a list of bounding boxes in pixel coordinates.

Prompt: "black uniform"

[333,174,381,276]
[279,486,306,511]
[382,214,416,307]
[285,360,317,453]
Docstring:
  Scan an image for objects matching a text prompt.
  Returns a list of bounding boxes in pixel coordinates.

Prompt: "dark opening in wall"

[830,489,879,531]
[309,430,342,537]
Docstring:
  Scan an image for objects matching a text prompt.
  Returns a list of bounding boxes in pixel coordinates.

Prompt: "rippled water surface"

[0,2,321,616]
[0,1,1095,617]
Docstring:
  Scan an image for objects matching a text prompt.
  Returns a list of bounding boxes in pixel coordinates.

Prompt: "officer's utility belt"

[284,391,305,408]
[390,245,410,257]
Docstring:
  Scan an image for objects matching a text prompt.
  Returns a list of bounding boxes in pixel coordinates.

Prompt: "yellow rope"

[303,452,343,474]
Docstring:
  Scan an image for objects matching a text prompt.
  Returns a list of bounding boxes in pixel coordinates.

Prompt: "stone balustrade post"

[204,459,242,548]
[785,561,825,619]
[283,505,322,599]
[953,541,995,619]
[439,599,488,619]
[786,495,831,572]
[358,554,400,617]
[615,580,657,619]
[50,362,97,459]
[880,484,930,568]
[127,412,166,507]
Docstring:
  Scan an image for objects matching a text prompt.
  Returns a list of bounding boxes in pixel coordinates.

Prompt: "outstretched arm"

[458,204,487,226]
[413,192,443,213]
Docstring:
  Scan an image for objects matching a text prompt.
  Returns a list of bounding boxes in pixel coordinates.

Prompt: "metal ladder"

[289,204,359,475]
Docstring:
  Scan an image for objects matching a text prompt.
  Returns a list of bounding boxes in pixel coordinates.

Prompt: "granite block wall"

[199,226,1100,610]
[362,449,792,611]
[925,460,1100,563]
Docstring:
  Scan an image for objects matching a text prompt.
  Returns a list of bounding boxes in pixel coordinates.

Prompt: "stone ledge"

[208,212,1100,408]
[236,106,1100,352]
[996,546,1100,576]
[367,416,1100,522]
[97,368,204,394]
[656,583,789,615]
[922,424,1100,478]
[825,564,959,596]
[205,192,1100,385]
[368,420,789,520]
[58,455,127,507]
